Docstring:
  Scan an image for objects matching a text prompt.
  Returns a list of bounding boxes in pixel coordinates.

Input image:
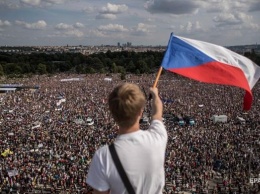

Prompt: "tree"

[111,63,118,73]
[46,62,54,74]
[59,61,72,72]
[72,56,82,66]
[126,60,136,73]
[137,60,148,73]
[0,64,4,76]
[37,63,47,75]
[75,64,84,74]
[117,66,126,74]
[20,63,31,74]
[4,63,22,74]
[92,57,104,71]
[85,67,95,74]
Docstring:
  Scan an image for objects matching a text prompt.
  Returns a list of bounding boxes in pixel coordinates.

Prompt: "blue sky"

[0,0,259,46]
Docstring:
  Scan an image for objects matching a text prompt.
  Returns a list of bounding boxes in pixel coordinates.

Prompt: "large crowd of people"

[0,73,259,193]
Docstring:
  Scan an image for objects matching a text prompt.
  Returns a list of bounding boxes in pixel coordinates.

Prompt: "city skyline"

[0,0,259,47]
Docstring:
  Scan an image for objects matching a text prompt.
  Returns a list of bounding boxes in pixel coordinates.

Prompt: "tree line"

[0,49,259,77]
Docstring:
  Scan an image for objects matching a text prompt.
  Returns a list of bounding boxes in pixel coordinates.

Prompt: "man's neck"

[118,124,140,135]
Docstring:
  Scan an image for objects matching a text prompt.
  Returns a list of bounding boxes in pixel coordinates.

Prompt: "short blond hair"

[108,83,146,128]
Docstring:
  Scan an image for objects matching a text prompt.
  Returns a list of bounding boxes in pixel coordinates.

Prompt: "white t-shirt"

[86,119,167,194]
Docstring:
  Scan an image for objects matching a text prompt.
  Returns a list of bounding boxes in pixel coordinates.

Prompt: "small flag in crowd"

[161,33,260,110]
[7,169,19,177]
[1,149,13,157]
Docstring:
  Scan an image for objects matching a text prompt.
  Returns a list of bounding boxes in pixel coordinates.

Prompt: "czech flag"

[161,33,260,111]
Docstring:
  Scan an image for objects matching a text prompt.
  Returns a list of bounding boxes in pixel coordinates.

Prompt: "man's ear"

[138,108,144,117]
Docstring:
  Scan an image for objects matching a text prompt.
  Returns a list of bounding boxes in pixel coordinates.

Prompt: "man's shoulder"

[96,144,109,153]
[94,144,115,160]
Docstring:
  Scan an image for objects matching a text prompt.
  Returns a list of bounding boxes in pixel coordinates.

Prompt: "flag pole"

[153,66,163,88]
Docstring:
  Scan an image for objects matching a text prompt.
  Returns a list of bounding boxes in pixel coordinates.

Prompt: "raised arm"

[150,87,163,121]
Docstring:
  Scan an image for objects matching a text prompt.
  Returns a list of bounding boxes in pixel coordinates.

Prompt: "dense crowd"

[0,73,259,194]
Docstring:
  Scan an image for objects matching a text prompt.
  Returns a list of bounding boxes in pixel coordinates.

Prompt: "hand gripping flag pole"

[153,66,163,88]
[148,66,163,121]
[149,66,163,101]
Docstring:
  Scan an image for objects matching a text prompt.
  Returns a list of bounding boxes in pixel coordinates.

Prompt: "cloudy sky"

[0,0,259,46]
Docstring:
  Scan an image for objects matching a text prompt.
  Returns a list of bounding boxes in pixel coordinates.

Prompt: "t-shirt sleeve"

[149,119,167,141]
[86,150,110,192]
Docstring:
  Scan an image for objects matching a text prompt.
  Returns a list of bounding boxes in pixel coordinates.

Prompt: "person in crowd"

[86,83,167,193]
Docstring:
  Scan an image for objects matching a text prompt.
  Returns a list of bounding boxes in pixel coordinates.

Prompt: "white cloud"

[205,0,254,13]
[98,24,128,32]
[131,23,156,36]
[213,12,252,27]
[232,1,248,11]
[56,23,73,30]
[74,22,84,28]
[40,0,69,6]
[213,13,242,26]
[248,23,260,30]
[88,29,107,38]
[21,0,41,6]
[0,1,20,9]
[202,0,260,35]
[16,20,47,29]
[96,3,128,20]
[64,29,84,37]
[205,1,230,13]
[179,21,203,34]
[235,12,252,22]
[146,17,155,22]
[100,3,128,14]
[96,14,117,20]
[56,22,85,30]
[83,6,95,13]
[45,0,66,4]
[50,29,84,38]
[7,0,68,8]
[136,23,149,31]
[54,22,84,37]
[0,20,11,27]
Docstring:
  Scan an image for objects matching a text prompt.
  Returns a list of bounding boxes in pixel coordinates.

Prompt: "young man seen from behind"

[86,83,167,193]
